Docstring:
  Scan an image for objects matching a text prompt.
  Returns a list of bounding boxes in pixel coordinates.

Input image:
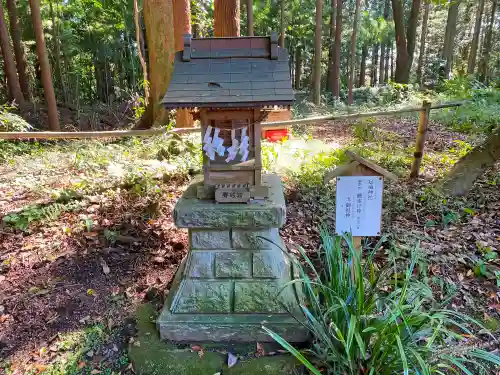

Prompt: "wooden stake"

[353,236,362,250]
[410,100,432,178]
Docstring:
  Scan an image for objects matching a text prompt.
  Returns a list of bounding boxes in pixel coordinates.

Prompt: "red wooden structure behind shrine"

[162,33,294,203]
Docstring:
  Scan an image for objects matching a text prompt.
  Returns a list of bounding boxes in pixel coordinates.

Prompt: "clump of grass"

[264,227,500,375]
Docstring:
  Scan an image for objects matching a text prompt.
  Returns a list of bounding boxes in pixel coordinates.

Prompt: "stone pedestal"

[157,174,307,343]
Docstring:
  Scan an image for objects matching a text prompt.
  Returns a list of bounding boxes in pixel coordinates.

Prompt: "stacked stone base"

[157,174,307,343]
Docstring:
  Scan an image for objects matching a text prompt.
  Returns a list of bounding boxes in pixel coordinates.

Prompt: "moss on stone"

[129,304,300,375]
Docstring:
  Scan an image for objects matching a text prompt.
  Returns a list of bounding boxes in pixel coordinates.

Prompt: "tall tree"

[30,0,59,130]
[379,0,390,84]
[348,0,361,104]
[467,0,485,74]
[5,0,29,99]
[214,0,240,37]
[295,44,302,89]
[279,0,285,46]
[442,0,460,79]
[49,0,66,103]
[371,44,379,86]
[313,0,322,105]
[391,0,410,82]
[247,0,253,36]
[173,0,193,128]
[332,0,342,98]
[406,0,421,72]
[134,0,149,104]
[0,1,23,105]
[478,0,497,82]
[416,0,430,85]
[327,0,336,92]
[359,44,368,87]
[135,0,175,129]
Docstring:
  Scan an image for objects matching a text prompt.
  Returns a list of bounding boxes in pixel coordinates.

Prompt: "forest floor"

[0,114,499,374]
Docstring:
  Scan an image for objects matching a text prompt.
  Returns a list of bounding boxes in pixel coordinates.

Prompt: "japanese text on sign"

[335,176,383,236]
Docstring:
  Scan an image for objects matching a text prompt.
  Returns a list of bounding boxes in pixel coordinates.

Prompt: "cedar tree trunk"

[416,1,430,85]
[391,0,410,83]
[327,0,336,92]
[5,0,29,99]
[442,0,460,79]
[280,0,285,47]
[295,45,302,89]
[347,0,361,104]
[173,0,193,127]
[30,0,59,129]
[313,0,322,105]
[406,0,421,74]
[134,0,149,104]
[332,0,342,98]
[0,1,23,105]
[359,44,368,87]
[478,0,497,82]
[214,0,240,37]
[135,0,175,129]
[467,0,485,74]
[247,0,253,36]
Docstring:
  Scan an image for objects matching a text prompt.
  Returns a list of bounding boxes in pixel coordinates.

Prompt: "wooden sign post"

[325,151,398,250]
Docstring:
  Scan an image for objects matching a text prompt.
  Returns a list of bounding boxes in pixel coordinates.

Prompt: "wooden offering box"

[162,33,294,203]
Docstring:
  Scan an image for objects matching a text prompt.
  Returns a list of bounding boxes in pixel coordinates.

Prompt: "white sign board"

[335,176,383,236]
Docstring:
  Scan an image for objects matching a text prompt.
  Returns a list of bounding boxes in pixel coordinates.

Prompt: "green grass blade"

[441,356,474,375]
[396,335,409,375]
[262,326,322,375]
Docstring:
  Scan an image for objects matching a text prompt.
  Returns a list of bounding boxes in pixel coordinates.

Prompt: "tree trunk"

[390,43,395,80]
[135,0,175,129]
[5,0,29,99]
[49,0,66,103]
[359,44,368,86]
[332,0,342,98]
[379,0,390,84]
[313,0,322,105]
[384,41,390,82]
[279,0,285,47]
[247,0,253,36]
[441,129,500,196]
[173,0,193,128]
[0,1,23,105]
[416,1,430,86]
[347,0,361,105]
[406,0,421,75]
[214,0,240,37]
[134,0,149,104]
[467,0,485,74]
[478,0,497,82]
[30,0,59,129]
[391,0,410,83]
[371,44,379,86]
[295,45,302,89]
[442,0,460,79]
[327,0,336,92]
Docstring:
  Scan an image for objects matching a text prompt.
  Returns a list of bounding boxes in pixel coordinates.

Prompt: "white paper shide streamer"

[203,125,250,163]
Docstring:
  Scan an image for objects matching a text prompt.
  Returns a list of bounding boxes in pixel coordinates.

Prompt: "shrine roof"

[161,34,294,109]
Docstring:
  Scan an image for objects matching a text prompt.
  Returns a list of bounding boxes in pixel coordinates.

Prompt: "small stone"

[152,256,166,264]
[227,352,238,368]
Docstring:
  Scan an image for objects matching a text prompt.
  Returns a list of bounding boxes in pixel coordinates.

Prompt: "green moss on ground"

[129,304,300,375]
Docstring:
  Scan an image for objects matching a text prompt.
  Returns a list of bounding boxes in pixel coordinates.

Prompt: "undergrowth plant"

[264,227,500,375]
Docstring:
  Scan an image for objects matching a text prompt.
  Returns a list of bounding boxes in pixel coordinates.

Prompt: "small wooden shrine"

[162,33,294,203]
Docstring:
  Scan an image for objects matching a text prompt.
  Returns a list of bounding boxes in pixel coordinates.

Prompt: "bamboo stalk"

[410,100,432,178]
[0,102,463,140]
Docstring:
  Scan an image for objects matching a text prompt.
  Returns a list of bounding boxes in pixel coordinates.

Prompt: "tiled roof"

[161,35,294,109]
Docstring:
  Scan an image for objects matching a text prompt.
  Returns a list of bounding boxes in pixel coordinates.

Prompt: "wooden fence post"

[410,100,432,178]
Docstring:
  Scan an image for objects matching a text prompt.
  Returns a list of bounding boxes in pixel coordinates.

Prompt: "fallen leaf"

[34,364,48,372]
[84,232,99,238]
[191,345,202,351]
[256,342,265,357]
[90,370,102,374]
[78,361,86,369]
[152,256,166,264]
[0,305,4,314]
[79,315,91,323]
[99,257,110,275]
[227,352,237,368]
[0,275,5,282]
[87,289,96,296]
[213,373,221,375]
[133,340,141,347]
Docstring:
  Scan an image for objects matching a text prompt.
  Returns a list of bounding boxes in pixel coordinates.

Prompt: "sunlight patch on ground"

[263,138,342,174]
